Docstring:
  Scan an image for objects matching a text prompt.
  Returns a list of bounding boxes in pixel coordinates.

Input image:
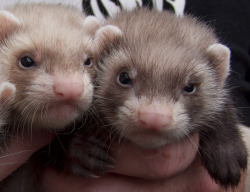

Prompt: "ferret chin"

[90,8,248,188]
[35,103,79,129]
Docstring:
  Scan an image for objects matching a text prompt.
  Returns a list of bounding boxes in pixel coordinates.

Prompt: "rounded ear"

[0,10,19,40]
[206,43,231,84]
[82,16,101,35]
[94,25,123,57]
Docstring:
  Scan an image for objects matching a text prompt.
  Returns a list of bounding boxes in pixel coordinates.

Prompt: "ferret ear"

[0,10,19,40]
[83,16,100,34]
[207,43,231,84]
[94,25,123,57]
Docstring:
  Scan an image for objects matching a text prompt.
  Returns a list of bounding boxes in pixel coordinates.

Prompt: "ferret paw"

[200,142,247,188]
[0,82,16,105]
[66,133,115,178]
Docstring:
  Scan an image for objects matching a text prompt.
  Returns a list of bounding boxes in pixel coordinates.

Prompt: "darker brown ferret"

[66,8,247,189]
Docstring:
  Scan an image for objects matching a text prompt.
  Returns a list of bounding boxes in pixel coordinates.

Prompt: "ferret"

[65,8,248,189]
[2,7,247,190]
[0,3,99,147]
[0,3,101,191]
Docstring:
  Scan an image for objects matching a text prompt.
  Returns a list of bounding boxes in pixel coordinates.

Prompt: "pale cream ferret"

[0,3,100,148]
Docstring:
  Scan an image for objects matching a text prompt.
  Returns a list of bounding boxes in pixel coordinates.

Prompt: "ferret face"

[95,10,230,149]
[0,4,100,130]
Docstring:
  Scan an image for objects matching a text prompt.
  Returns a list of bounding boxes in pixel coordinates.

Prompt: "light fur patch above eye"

[82,72,94,98]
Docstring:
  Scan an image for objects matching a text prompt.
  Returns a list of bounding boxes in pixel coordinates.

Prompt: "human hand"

[41,133,246,192]
[0,81,55,181]
[0,130,54,181]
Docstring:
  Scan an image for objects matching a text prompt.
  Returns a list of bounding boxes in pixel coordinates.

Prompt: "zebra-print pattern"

[82,0,186,19]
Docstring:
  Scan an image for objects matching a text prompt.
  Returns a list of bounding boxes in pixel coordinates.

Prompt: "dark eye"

[184,84,196,94]
[84,58,92,66]
[117,72,132,86]
[19,56,36,69]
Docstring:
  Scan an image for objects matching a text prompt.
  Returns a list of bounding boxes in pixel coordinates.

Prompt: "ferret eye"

[184,84,196,94]
[19,56,36,69]
[118,72,132,86]
[84,58,92,66]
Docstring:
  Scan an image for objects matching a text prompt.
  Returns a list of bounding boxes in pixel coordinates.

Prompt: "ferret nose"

[54,75,84,101]
[138,105,172,130]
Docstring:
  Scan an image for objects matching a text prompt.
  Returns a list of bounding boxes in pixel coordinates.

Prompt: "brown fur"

[2,8,247,191]
[38,9,246,189]
[95,9,227,145]
[90,9,247,188]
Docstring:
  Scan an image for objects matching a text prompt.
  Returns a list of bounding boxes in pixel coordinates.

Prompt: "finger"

[42,168,156,192]
[42,167,246,192]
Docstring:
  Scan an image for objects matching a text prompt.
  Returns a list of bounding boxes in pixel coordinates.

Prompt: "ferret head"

[0,4,100,130]
[94,9,231,149]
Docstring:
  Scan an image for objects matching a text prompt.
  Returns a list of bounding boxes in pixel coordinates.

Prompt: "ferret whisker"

[12,100,35,136]
[87,108,100,122]
[90,109,106,126]
[82,115,89,128]
[198,145,216,164]
[195,121,228,139]
[19,100,36,118]
[41,103,50,129]
[20,100,38,123]
[76,119,87,131]
[21,101,37,138]
[113,123,131,144]
[65,122,77,135]
[89,105,99,116]
[47,133,54,158]
[55,134,67,155]
[0,149,32,159]
[29,101,44,138]
[94,96,121,105]
[40,103,47,129]
[237,106,250,109]
[1,95,16,106]
[106,127,120,153]
[0,162,25,166]
[87,113,96,124]
[185,133,200,155]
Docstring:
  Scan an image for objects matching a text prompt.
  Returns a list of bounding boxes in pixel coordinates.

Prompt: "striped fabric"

[82,0,186,19]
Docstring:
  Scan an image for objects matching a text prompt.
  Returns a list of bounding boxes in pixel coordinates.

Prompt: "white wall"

[0,0,82,10]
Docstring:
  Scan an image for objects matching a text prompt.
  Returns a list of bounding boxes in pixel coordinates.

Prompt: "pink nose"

[54,75,84,101]
[138,105,172,130]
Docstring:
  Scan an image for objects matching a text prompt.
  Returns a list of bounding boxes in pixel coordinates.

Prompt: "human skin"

[0,130,54,181]
[0,132,246,191]
[41,133,246,192]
